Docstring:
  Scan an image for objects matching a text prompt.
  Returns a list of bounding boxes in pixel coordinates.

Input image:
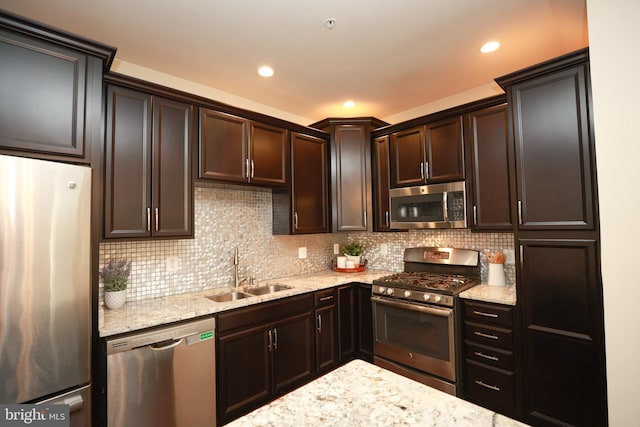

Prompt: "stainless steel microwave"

[389,181,467,229]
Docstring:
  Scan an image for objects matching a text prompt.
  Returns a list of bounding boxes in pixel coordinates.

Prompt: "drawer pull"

[474,331,499,340]
[319,295,334,301]
[474,351,499,361]
[475,380,501,392]
[472,310,498,318]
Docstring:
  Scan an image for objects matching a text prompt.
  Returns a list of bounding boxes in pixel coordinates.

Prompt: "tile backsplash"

[99,183,514,305]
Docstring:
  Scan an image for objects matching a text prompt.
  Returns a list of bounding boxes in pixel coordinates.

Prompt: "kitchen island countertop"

[226,359,528,427]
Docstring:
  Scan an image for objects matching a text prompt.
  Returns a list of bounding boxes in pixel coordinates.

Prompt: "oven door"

[372,296,456,381]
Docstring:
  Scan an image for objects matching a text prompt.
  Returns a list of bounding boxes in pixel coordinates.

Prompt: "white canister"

[487,263,506,286]
[336,256,347,269]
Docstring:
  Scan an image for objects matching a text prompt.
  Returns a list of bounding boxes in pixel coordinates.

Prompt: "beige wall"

[586,0,640,424]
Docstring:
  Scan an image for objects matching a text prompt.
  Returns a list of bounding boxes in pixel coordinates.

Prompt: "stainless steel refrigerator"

[0,154,92,425]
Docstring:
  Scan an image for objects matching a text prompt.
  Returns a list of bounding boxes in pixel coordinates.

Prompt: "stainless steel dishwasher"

[107,317,216,427]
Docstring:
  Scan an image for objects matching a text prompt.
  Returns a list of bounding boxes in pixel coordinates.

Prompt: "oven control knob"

[423,293,430,301]
[378,286,386,294]
[403,290,411,298]
[387,288,394,296]
[433,295,442,303]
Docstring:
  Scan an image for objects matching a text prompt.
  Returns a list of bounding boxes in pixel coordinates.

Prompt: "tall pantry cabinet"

[496,48,607,426]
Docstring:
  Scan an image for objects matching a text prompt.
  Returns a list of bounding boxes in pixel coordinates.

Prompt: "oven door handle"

[371,296,453,317]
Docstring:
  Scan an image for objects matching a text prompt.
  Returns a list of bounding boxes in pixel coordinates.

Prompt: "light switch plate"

[298,247,307,259]
[166,256,179,272]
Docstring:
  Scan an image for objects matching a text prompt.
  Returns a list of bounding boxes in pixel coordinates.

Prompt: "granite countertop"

[226,359,528,427]
[459,283,517,306]
[99,269,395,337]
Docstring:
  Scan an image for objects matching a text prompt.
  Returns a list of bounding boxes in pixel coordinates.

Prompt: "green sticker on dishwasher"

[200,331,214,341]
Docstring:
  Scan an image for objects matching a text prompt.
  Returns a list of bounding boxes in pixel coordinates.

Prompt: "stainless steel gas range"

[372,247,480,396]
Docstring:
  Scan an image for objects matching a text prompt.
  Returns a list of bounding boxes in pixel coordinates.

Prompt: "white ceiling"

[0,0,588,124]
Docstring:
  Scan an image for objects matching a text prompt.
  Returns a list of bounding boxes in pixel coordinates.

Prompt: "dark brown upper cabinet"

[199,108,289,188]
[311,118,387,233]
[273,132,329,235]
[389,116,464,188]
[0,12,115,163]
[497,52,596,231]
[464,104,513,231]
[372,135,393,231]
[104,85,194,239]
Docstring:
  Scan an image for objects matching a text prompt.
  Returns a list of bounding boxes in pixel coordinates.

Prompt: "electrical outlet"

[380,243,388,254]
[166,256,179,272]
[333,243,340,255]
[298,247,307,259]
[504,249,515,265]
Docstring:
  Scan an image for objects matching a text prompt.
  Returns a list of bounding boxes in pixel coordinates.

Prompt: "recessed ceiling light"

[480,41,500,53]
[258,66,274,77]
[343,100,355,108]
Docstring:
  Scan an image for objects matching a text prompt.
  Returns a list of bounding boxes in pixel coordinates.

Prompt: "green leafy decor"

[100,259,132,292]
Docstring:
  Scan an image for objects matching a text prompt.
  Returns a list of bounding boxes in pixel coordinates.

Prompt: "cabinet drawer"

[464,341,513,370]
[464,301,513,328]
[315,289,337,307]
[464,322,512,350]
[465,361,515,414]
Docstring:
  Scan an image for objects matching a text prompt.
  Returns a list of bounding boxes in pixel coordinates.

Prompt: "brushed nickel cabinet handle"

[518,200,523,225]
[154,208,159,232]
[385,210,390,227]
[250,159,255,179]
[474,331,499,340]
[319,295,334,301]
[363,211,367,228]
[475,380,500,392]
[474,351,499,362]
[293,212,299,230]
[473,205,478,226]
[273,328,278,350]
[267,329,272,351]
[519,244,524,269]
[420,162,425,180]
[146,207,151,232]
[245,158,250,180]
[473,310,498,318]
[425,161,429,180]
[317,314,322,333]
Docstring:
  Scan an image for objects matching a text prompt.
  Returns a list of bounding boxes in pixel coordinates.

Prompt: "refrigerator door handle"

[64,394,85,413]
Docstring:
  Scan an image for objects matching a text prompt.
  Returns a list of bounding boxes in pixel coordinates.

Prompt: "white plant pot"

[344,255,361,267]
[104,290,127,309]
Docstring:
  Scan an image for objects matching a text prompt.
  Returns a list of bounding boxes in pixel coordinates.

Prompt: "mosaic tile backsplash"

[99,183,515,305]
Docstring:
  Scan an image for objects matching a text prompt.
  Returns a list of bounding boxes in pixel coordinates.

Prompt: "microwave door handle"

[442,191,449,222]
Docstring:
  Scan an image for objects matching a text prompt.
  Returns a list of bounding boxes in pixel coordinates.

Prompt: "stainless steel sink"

[244,284,293,296]
[206,291,252,303]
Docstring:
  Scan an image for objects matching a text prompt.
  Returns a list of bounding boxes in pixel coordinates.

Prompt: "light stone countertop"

[226,359,529,427]
[459,283,517,306]
[99,269,396,337]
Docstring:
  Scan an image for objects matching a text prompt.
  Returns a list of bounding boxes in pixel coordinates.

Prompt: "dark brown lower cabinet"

[314,289,338,373]
[462,300,516,417]
[518,238,607,426]
[216,295,314,425]
[356,283,373,361]
[338,283,373,362]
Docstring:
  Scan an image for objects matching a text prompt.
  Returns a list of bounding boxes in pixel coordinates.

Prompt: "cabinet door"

[389,126,426,188]
[272,313,314,393]
[315,305,338,372]
[331,125,371,231]
[373,135,392,231]
[518,238,606,426]
[217,324,271,424]
[357,284,373,360]
[152,97,193,238]
[249,122,288,187]
[199,109,248,183]
[465,105,512,230]
[511,65,595,230]
[338,285,357,360]
[0,29,90,161]
[426,116,465,182]
[291,132,329,234]
[104,86,152,238]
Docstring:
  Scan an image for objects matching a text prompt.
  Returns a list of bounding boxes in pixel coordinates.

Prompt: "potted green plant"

[100,259,131,309]
[342,242,365,267]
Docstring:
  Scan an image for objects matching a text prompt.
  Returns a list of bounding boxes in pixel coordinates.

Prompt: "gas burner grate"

[377,272,477,293]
